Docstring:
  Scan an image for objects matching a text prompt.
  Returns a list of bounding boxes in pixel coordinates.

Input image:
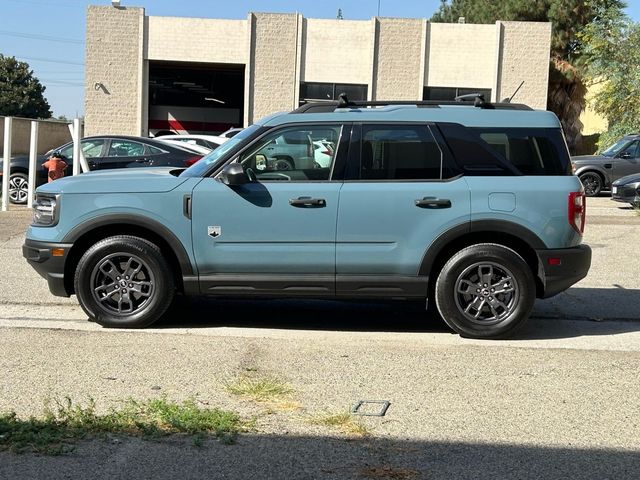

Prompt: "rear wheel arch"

[63,218,193,295]
[420,221,544,299]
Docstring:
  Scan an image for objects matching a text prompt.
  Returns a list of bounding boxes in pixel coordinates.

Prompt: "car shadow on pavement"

[153,286,640,340]
[158,296,451,334]
[2,434,639,480]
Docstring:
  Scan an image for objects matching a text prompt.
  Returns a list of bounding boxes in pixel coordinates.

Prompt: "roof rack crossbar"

[292,95,532,114]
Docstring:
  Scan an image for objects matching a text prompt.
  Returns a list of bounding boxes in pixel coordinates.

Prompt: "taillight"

[184,156,202,167]
[568,191,586,235]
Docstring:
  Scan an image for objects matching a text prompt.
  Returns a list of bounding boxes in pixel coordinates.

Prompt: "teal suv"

[23,97,591,339]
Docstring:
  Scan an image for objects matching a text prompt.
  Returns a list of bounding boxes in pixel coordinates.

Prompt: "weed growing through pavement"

[225,375,293,403]
[310,411,370,437]
[0,396,244,455]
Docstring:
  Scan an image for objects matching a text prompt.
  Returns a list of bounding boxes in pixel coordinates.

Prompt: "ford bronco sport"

[23,96,591,339]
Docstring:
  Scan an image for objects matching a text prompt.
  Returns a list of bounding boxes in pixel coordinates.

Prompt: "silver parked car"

[571,134,640,196]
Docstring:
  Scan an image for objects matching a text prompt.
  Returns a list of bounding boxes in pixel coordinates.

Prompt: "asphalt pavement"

[0,196,638,479]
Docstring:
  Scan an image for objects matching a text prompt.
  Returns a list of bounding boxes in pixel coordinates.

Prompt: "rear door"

[335,123,470,297]
[91,139,149,170]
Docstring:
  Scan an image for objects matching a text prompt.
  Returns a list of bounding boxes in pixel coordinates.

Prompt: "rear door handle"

[289,196,326,208]
[415,197,451,209]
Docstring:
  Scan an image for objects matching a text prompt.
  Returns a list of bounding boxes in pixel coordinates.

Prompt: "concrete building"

[84,6,552,137]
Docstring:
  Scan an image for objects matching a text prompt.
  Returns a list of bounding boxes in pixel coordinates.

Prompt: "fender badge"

[207,226,221,238]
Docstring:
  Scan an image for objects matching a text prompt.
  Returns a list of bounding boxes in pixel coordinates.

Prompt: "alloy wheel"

[90,253,155,315]
[453,261,519,325]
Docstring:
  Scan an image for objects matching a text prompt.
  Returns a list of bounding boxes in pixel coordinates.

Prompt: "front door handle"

[289,196,326,208]
[415,197,451,209]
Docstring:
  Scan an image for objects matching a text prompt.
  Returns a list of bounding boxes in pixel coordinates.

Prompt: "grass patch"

[225,375,293,403]
[311,412,370,437]
[0,396,243,455]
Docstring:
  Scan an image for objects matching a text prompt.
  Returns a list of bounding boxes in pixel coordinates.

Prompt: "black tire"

[74,235,175,328]
[579,172,603,197]
[434,243,536,339]
[273,157,294,171]
[9,172,29,205]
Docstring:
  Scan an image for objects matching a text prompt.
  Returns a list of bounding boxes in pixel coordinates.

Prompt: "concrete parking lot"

[0,196,638,479]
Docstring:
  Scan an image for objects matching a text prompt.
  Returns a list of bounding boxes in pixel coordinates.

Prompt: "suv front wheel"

[435,243,535,339]
[74,235,175,328]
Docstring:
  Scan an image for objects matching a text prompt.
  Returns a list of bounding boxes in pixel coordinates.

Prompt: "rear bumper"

[536,245,592,299]
[22,239,73,297]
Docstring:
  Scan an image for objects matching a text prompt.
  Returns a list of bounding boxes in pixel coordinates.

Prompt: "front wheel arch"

[64,223,187,296]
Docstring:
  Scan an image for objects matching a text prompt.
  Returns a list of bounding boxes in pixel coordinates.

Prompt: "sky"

[1,0,639,119]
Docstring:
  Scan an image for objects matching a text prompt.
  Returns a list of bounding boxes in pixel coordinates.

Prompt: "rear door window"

[353,124,457,181]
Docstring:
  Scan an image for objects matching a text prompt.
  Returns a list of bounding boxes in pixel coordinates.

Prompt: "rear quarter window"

[438,123,571,176]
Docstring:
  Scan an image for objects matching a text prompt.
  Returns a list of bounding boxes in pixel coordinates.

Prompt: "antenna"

[501,81,525,103]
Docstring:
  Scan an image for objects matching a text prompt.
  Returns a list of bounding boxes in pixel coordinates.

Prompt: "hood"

[612,172,640,186]
[570,155,609,163]
[36,167,189,195]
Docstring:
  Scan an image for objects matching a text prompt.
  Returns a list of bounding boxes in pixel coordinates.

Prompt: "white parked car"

[154,134,227,150]
[218,128,244,139]
[156,139,213,156]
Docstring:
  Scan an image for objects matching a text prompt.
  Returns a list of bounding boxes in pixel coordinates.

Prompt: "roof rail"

[292,93,533,114]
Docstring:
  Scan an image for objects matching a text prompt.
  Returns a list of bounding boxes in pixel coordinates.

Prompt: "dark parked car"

[611,173,640,207]
[571,133,640,196]
[0,135,202,204]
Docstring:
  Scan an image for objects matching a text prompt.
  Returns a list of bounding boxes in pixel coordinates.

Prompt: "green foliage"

[0,396,243,454]
[581,10,640,149]
[0,54,52,119]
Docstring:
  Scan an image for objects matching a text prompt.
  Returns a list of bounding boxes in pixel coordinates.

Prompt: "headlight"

[32,195,59,227]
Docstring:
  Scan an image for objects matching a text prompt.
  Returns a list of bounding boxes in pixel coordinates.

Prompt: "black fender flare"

[574,165,611,187]
[62,213,194,275]
[418,220,546,276]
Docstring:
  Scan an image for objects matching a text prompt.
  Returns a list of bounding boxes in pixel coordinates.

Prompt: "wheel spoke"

[479,264,493,286]
[491,276,515,294]
[456,279,477,295]
[97,288,119,302]
[99,260,120,281]
[130,280,152,297]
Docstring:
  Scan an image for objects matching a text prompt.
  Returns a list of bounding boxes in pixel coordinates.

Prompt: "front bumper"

[536,245,592,298]
[611,184,639,205]
[22,239,73,297]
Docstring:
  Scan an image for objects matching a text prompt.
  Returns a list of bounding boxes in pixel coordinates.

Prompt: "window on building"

[357,125,450,181]
[423,86,492,101]
[299,82,368,103]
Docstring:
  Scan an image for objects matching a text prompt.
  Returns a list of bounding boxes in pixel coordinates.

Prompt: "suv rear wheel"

[579,172,603,197]
[435,243,535,339]
[74,235,175,328]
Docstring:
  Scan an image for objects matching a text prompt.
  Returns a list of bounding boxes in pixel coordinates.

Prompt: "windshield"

[601,138,631,157]
[180,124,262,177]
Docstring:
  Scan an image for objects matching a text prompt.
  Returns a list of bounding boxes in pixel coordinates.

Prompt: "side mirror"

[219,163,250,186]
[255,154,267,171]
[620,152,632,159]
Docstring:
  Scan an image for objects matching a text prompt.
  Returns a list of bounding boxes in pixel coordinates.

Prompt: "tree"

[581,10,640,149]
[431,1,627,152]
[0,54,52,119]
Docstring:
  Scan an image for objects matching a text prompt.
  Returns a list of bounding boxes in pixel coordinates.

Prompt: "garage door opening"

[148,61,244,136]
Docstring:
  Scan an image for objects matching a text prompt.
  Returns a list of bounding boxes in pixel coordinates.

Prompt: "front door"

[191,123,348,296]
[336,123,470,297]
[613,140,640,181]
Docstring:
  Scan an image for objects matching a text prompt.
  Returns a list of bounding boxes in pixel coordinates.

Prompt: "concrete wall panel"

[85,6,144,136]
[147,17,247,63]
[426,23,496,89]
